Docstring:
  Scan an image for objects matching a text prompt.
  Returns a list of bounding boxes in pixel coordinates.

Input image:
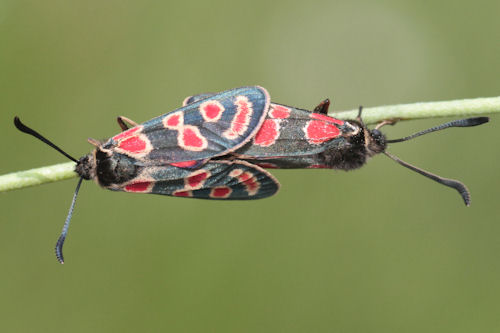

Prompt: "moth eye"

[370,129,385,143]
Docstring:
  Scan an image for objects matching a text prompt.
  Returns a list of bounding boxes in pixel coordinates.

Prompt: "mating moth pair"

[15,86,488,263]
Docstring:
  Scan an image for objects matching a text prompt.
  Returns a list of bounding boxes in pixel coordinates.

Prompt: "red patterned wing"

[101,86,270,165]
[234,103,355,158]
[183,94,355,159]
[111,160,280,200]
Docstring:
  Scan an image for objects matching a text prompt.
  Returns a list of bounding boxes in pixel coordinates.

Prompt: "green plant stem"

[332,96,500,124]
[0,162,77,192]
[1,96,499,193]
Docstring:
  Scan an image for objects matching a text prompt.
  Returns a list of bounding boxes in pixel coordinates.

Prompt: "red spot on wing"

[270,104,291,119]
[179,126,208,151]
[170,160,198,168]
[223,96,253,139]
[167,115,180,127]
[230,169,260,196]
[185,170,210,189]
[254,119,280,147]
[304,120,341,144]
[112,126,141,141]
[210,186,232,198]
[118,136,147,153]
[239,172,252,182]
[124,181,152,192]
[200,100,224,122]
[232,98,251,133]
[203,104,221,119]
[239,171,259,195]
[311,113,344,125]
[229,169,243,178]
[163,112,184,129]
[173,190,193,197]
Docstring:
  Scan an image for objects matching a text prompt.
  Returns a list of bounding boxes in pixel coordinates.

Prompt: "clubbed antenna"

[14,116,83,263]
[55,177,84,264]
[387,117,489,143]
[384,152,470,206]
[382,116,489,206]
[14,117,78,162]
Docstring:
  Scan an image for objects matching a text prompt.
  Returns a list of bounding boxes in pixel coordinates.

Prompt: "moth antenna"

[55,177,84,264]
[356,106,366,127]
[15,116,84,263]
[383,152,470,206]
[387,117,489,143]
[14,117,78,162]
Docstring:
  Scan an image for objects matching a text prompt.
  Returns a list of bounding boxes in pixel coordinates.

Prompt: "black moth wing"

[184,95,357,160]
[112,160,280,200]
[102,86,270,165]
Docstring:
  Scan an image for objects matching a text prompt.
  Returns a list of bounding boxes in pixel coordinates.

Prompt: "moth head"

[365,128,387,156]
[75,153,96,180]
[352,107,489,206]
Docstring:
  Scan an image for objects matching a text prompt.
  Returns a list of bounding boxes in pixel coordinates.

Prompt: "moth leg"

[117,116,139,131]
[87,138,101,147]
[313,98,330,114]
[375,119,399,130]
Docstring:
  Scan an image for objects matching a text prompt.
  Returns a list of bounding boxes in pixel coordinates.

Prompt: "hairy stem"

[1,96,499,193]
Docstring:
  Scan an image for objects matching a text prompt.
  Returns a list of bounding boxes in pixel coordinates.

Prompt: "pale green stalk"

[1,96,499,193]
[332,96,500,124]
[0,162,77,192]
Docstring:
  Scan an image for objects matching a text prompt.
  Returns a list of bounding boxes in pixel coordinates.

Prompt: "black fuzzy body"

[75,149,139,187]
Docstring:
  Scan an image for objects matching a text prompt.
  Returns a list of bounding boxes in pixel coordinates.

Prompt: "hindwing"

[112,160,280,200]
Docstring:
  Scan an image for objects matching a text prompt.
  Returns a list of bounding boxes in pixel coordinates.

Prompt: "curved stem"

[1,96,499,193]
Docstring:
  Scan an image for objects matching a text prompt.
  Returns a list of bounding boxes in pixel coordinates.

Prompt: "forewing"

[103,86,270,164]
[113,160,280,200]
[183,96,351,159]
[234,103,354,158]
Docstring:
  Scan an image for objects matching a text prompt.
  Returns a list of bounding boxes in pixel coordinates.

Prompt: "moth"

[15,86,488,263]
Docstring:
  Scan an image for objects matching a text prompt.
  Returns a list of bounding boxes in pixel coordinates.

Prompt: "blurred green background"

[1,1,499,332]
